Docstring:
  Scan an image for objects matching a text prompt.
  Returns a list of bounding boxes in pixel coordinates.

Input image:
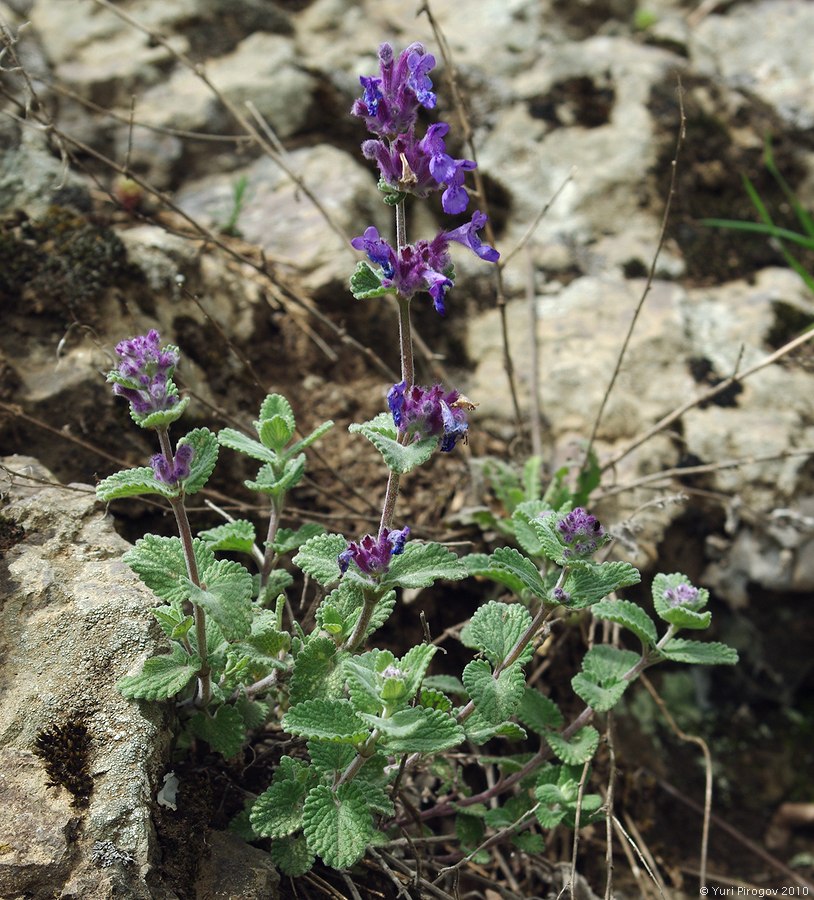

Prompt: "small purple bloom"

[556,508,605,559]
[111,330,179,416]
[444,211,500,262]
[553,587,571,604]
[351,42,436,137]
[338,525,411,576]
[150,443,194,486]
[387,382,469,452]
[664,583,699,607]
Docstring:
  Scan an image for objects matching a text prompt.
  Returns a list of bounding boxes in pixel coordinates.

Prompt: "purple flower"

[111,330,179,416]
[338,526,411,576]
[664,583,699,607]
[553,587,571,604]
[556,508,605,559]
[351,42,436,137]
[387,382,469,452]
[150,443,194,486]
[351,214,497,314]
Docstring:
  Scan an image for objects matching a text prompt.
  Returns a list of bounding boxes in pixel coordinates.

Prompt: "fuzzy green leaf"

[462,553,530,597]
[259,393,295,428]
[398,643,438,699]
[294,533,347,586]
[532,513,571,564]
[177,427,219,495]
[289,636,342,706]
[245,455,305,496]
[124,535,214,604]
[269,834,314,877]
[660,639,739,666]
[463,659,526,725]
[652,573,712,629]
[197,519,257,554]
[582,644,640,681]
[345,650,396,715]
[217,427,275,464]
[272,523,325,555]
[188,703,246,757]
[382,542,466,590]
[302,782,374,870]
[511,500,553,558]
[288,420,334,457]
[486,547,549,601]
[517,688,564,733]
[185,559,253,641]
[252,779,308,838]
[561,561,642,609]
[462,601,534,668]
[423,674,467,697]
[350,421,438,474]
[256,395,295,450]
[360,707,465,753]
[350,261,392,299]
[534,783,568,829]
[591,598,658,649]
[545,726,600,765]
[283,699,370,744]
[117,644,199,700]
[571,672,630,713]
[464,710,527,745]
[96,466,174,501]
[130,394,190,431]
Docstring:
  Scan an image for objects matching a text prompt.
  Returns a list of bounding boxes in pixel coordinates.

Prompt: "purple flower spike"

[338,525,411,576]
[112,330,179,416]
[556,508,605,559]
[150,443,194,486]
[664,583,699,607]
[352,42,436,137]
[387,382,469,452]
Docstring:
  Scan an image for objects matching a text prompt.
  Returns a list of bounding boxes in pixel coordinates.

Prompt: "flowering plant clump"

[95,38,738,891]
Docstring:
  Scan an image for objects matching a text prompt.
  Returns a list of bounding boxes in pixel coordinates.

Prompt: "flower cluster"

[150,444,194,486]
[663,582,700,607]
[556,508,606,559]
[338,526,411,576]
[111,330,179,416]
[352,42,477,215]
[352,211,497,315]
[387,382,469,452]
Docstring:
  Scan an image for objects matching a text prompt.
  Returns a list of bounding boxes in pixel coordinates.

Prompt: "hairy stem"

[157,427,211,707]
[342,587,381,654]
[259,494,283,589]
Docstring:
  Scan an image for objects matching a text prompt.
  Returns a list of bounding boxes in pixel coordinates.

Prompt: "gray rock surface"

[0,456,175,899]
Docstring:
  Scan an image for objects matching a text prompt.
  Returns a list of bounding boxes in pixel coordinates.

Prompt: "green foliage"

[96,466,174,501]
[545,726,600,765]
[659,639,739,666]
[572,645,639,712]
[177,427,219,495]
[350,416,438,473]
[382,542,467,589]
[463,659,526,725]
[282,699,370,745]
[461,601,534,667]
[117,644,200,701]
[197,519,257,554]
[561,560,641,608]
[294,533,347,586]
[591,597,658,649]
[302,782,374,870]
[184,559,253,641]
[535,764,602,829]
[188,704,246,757]
[350,261,393,299]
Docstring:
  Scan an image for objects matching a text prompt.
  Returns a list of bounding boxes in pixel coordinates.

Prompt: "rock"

[194,831,279,900]
[690,0,814,130]
[0,456,176,899]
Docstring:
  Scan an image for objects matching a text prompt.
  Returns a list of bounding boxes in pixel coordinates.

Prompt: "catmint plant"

[98,40,738,885]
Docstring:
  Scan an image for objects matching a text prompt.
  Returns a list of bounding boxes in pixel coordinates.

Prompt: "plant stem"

[342,587,381,654]
[157,427,211,707]
[259,494,283,589]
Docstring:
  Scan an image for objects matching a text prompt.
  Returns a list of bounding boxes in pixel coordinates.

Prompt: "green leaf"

[288,420,334,457]
[423,674,467,697]
[198,519,257,553]
[398,643,438,699]
[561,561,641,609]
[571,672,630,713]
[360,707,465,753]
[256,394,296,450]
[581,644,640,681]
[545,726,600,765]
[252,779,308,838]
[382,542,466,590]
[116,644,199,700]
[235,695,270,730]
[455,812,485,851]
[462,601,534,668]
[651,573,711,629]
[511,500,553,558]
[464,710,527,745]
[345,650,396,715]
[294,533,347,586]
[124,536,215,604]
[185,559,253,641]
[217,427,275,464]
[660,639,739,666]
[272,523,325,554]
[152,604,193,640]
[517,687,564,733]
[486,547,548,601]
[289,636,342,706]
[463,659,526,725]
[350,420,438,474]
[462,552,530,597]
[302,782,373,870]
[283,699,370,744]
[532,513,571,564]
[177,427,219,495]
[269,834,314,876]
[512,832,546,854]
[307,741,356,778]
[591,598,658,649]
[188,703,246,757]
[96,466,174,501]
[534,781,568,829]
[130,393,190,431]
[350,261,392,300]
[245,455,306,496]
